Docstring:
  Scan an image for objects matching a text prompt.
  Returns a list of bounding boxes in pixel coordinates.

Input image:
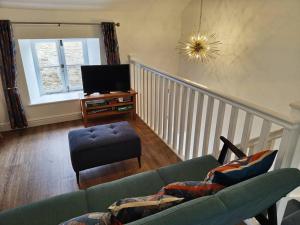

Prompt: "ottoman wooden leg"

[137,156,141,168]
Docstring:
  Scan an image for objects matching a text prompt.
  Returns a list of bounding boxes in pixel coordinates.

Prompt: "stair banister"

[128,55,300,169]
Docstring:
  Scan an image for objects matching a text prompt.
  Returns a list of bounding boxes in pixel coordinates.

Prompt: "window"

[31,39,89,95]
[19,38,101,104]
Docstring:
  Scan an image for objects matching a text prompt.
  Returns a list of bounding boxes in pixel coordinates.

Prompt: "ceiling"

[0,0,136,10]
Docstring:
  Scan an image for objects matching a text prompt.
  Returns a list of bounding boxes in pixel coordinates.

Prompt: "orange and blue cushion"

[161,181,224,200]
[205,150,278,186]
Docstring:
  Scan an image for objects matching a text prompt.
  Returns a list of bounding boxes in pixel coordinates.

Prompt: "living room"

[0,0,300,225]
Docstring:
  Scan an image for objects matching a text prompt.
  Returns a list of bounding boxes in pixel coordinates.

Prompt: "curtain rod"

[11,21,120,27]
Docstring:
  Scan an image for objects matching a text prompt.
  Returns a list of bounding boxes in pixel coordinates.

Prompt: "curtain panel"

[101,22,121,65]
[0,20,28,129]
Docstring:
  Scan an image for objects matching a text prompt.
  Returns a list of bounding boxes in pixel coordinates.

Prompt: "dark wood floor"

[0,116,180,211]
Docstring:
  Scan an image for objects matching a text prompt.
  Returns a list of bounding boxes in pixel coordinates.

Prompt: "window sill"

[29,91,83,106]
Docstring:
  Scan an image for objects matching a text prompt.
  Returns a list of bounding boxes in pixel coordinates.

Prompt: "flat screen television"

[81,64,131,95]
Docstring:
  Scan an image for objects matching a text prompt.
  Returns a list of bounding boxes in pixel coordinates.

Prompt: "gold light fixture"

[179,0,221,62]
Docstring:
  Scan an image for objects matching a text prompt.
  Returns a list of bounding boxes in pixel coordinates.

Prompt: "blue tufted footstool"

[68,121,142,184]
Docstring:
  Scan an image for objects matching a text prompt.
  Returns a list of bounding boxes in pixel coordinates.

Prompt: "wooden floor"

[0,116,180,211]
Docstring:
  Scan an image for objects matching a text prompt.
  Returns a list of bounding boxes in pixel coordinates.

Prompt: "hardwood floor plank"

[0,116,180,211]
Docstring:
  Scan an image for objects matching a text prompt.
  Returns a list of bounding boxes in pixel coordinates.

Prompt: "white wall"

[0,0,190,130]
[178,0,300,117]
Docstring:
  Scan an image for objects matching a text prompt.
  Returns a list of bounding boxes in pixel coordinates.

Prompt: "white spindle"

[193,93,204,158]
[167,81,175,146]
[150,72,155,130]
[134,64,138,94]
[172,83,181,152]
[255,120,272,152]
[158,76,164,137]
[134,64,137,114]
[202,96,214,156]
[147,70,151,126]
[240,113,254,152]
[137,65,141,116]
[144,69,148,124]
[130,62,135,90]
[178,86,188,157]
[225,106,239,161]
[140,68,145,120]
[212,101,226,157]
[154,75,159,133]
[184,89,196,160]
[148,72,151,127]
[162,79,169,141]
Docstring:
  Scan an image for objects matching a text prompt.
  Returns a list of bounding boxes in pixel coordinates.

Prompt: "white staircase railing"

[129,56,300,169]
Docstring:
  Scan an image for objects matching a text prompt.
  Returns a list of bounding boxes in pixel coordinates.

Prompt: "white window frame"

[31,39,89,96]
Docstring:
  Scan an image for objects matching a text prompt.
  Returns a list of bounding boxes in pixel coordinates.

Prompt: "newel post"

[128,55,134,90]
[274,124,300,169]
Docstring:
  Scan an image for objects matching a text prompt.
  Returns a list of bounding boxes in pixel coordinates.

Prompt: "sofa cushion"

[161,181,224,200]
[205,150,278,186]
[109,194,183,224]
[86,171,165,212]
[157,155,220,184]
[59,212,112,225]
[0,191,88,225]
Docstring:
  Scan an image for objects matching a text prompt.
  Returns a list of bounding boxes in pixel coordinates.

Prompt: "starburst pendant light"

[179,0,221,62]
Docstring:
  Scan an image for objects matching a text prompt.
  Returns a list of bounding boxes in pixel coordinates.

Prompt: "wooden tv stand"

[80,90,137,127]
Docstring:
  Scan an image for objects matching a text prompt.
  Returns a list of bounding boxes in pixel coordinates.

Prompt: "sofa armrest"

[216,168,300,224]
[128,168,300,225]
[218,136,246,164]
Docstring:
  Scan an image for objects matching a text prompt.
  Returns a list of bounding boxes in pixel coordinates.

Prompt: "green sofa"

[0,154,300,225]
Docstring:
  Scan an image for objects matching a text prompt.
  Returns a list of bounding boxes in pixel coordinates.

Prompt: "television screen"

[81,64,131,94]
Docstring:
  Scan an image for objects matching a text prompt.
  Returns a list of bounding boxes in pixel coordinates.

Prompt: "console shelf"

[80,90,137,127]
[86,102,134,111]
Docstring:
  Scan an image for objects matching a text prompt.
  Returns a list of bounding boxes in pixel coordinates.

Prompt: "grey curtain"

[0,20,28,129]
[101,22,121,65]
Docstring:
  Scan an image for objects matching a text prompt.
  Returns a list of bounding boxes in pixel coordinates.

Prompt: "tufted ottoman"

[68,121,141,184]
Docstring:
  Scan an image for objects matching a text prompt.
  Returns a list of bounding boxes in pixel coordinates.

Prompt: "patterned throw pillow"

[59,212,122,225]
[108,194,183,224]
[161,181,224,200]
[205,150,278,186]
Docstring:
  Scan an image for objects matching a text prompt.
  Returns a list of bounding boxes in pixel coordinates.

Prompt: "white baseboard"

[0,122,10,131]
[0,112,81,131]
